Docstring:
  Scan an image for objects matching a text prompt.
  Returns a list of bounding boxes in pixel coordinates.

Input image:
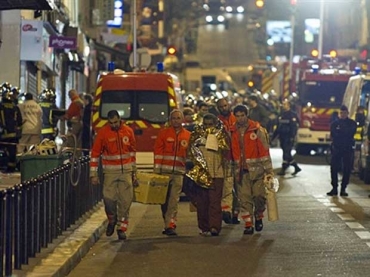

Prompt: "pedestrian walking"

[230,105,274,235]
[187,113,230,236]
[272,99,301,176]
[327,105,357,197]
[153,109,191,236]
[216,98,240,224]
[90,110,137,240]
[17,93,42,154]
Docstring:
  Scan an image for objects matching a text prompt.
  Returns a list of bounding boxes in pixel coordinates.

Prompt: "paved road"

[67,149,370,277]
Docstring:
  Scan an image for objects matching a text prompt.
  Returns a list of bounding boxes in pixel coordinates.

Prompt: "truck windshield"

[299,81,348,107]
[100,90,169,123]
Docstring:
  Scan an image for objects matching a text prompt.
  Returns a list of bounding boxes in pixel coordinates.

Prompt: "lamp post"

[132,0,137,69]
[289,0,297,80]
[318,0,325,59]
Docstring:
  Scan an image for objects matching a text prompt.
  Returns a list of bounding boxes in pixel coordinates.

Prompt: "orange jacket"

[65,95,83,120]
[218,113,236,131]
[90,122,136,177]
[154,126,191,174]
[230,119,273,180]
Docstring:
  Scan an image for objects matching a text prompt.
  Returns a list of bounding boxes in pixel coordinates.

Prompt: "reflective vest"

[153,126,191,174]
[90,122,136,176]
[230,119,273,180]
[40,102,55,135]
[218,113,236,131]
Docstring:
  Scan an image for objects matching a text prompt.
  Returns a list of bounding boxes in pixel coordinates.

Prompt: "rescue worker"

[153,109,191,236]
[0,84,23,172]
[17,93,42,154]
[90,110,137,240]
[353,106,366,173]
[327,105,357,197]
[247,94,270,129]
[39,89,59,140]
[62,89,84,154]
[230,105,274,235]
[216,98,240,224]
[187,113,230,236]
[272,99,301,176]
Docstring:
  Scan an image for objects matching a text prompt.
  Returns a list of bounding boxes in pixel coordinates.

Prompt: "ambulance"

[92,64,183,169]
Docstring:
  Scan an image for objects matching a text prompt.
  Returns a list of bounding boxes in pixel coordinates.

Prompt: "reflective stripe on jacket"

[230,119,273,180]
[90,122,136,176]
[153,126,191,174]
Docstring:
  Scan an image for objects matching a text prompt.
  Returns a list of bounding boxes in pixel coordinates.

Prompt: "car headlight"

[217,15,225,22]
[237,6,244,13]
[302,120,311,128]
[206,15,213,23]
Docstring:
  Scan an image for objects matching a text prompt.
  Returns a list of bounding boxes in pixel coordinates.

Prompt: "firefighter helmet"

[39,89,56,103]
[0,82,12,94]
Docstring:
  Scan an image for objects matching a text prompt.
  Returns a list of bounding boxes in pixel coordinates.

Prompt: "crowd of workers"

[0,82,93,173]
[90,90,301,240]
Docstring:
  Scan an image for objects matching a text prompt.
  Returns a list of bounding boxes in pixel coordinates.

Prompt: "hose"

[58,134,82,187]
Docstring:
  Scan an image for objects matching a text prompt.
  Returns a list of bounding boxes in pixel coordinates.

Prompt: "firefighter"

[327,105,357,197]
[216,98,240,225]
[230,105,274,235]
[153,109,191,236]
[272,99,302,176]
[0,84,23,172]
[90,110,137,240]
[39,89,59,140]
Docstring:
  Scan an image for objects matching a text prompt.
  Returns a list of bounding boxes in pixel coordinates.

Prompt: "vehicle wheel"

[296,145,310,155]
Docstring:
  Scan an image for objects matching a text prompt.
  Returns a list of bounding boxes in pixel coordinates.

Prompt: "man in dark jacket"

[327,105,357,197]
[247,94,270,129]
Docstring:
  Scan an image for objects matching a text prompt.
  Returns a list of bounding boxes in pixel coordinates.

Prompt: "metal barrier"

[0,156,103,277]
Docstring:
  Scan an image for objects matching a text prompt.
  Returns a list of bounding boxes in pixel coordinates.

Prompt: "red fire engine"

[288,57,355,155]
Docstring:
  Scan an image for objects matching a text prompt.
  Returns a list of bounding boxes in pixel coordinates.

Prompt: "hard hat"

[39,88,56,103]
[1,82,13,102]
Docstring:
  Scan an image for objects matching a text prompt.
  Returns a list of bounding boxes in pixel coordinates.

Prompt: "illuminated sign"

[107,0,124,28]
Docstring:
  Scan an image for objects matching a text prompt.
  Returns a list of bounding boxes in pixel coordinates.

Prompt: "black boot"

[222,211,232,224]
[278,164,288,176]
[326,188,338,196]
[291,162,302,176]
[340,186,348,197]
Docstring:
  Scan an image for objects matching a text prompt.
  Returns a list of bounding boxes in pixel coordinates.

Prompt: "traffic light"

[167,46,177,55]
[255,0,264,8]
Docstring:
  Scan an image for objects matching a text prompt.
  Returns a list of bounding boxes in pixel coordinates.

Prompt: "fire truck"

[290,58,355,155]
[92,65,183,169]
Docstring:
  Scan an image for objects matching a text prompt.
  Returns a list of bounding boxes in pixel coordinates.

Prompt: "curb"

[24,205,107,277]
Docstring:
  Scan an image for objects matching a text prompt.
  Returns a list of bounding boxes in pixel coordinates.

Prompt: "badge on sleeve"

[123,136,129,144]
[250,133,257,140]
[181,140,188,148]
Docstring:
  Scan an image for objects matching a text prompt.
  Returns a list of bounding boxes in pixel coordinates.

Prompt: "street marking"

[366,242,370,248]
[337,214,355,221]
[355,231,370,240]
[346,222,365,229]
[330,207,345,213]
[323,203,337,207]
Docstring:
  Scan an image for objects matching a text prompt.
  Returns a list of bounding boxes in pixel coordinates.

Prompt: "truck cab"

[92,69,183,169]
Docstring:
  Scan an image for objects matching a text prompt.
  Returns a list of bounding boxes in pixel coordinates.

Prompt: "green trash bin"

[19,155,66,181]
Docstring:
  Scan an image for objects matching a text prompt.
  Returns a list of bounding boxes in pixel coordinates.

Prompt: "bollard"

[14,185,22,270]
[5,188,14,276]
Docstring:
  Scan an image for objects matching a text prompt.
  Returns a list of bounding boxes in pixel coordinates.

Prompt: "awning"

[0,0,55,10]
